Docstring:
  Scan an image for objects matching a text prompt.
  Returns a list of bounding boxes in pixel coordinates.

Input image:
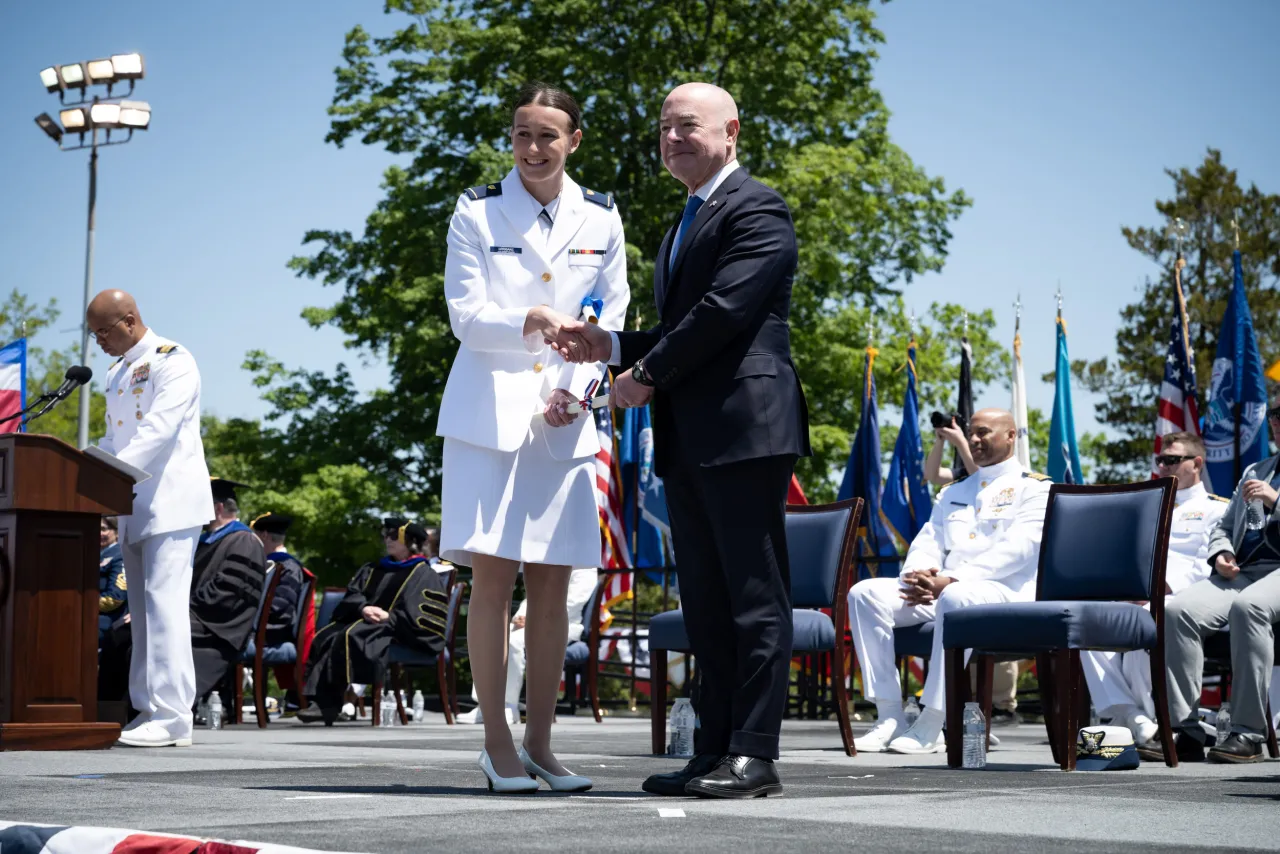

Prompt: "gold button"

[135,411,142,420]
[969,533,977,539]
[981,481,988,487]
[117,389,123,395]
[117,420,123,426]
[533,362,544,373]
[541,272,552,282]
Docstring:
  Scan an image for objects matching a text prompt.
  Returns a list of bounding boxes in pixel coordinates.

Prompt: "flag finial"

[961,309,969,339]
[1167,217,1190,257]
[1056,284,1063,317]
[1013,294,1022,331]
[1230,212,1240,250]
[866,312,875,348]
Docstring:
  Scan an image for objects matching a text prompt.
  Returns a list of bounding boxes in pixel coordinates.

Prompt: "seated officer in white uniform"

[89,289,214,748]
[1081,431,1226,746]
[848,408,1051,754]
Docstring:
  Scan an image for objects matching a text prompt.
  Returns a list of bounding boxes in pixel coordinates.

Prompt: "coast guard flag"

[619,405,673,568]
[837,346,899,579]
[1203,250,1268,488]
[882,341,932,546]
[1049,313,1084,484]
[0,338,26,430]
[1012,320,1031,468]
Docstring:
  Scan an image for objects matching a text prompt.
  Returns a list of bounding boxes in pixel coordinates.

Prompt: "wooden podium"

[0,433,134,750]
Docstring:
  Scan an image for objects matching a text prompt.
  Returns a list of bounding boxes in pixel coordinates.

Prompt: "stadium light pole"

[33,54,149,448]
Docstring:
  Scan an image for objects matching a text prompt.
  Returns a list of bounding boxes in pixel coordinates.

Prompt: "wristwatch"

[632,358,655,387]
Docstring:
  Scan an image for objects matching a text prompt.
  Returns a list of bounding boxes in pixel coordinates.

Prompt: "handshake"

[528,305,612,364]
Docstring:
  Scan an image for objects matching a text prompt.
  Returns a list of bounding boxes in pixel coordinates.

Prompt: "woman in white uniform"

[437,83,629,793]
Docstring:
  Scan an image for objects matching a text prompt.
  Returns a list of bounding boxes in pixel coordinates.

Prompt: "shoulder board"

[1209,494,1230,503]
[464,183,502,201]
[581,187,614,209]
[110,356,124,368]
[939,473,970,492]
[156,344,179,355]
[1023,471,1052,481]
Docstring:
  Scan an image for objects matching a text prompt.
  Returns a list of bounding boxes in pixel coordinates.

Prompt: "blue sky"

[4,0,1279,439]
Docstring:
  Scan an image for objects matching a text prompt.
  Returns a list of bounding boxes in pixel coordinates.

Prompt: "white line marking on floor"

[658,808,685,817]
[283,794,376,800]
[575,795,648,800]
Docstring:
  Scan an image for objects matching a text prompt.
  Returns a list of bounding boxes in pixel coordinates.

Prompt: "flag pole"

[1229,216,1244,484]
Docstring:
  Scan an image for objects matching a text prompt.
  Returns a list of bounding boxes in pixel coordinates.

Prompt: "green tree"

[0,291,105,445]
[275,0,968,505]
[1074,149,1280,481]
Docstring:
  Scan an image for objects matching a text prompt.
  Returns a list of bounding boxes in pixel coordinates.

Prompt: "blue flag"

[837,347,900,579]
[1049,313,1084,484]
[619,405,673,569]
[1204,250,1269,489]
[882,342,932,546]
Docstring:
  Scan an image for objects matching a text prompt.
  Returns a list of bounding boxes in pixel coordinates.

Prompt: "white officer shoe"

[1119,708,1159,746]
[116,721,192,748]
[886,711,946,755]
[853,717,904,752]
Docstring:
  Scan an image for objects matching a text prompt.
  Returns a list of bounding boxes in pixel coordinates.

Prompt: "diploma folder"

[84,445,152,484]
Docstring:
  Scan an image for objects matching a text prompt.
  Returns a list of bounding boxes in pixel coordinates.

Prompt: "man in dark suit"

[563,82,809,798]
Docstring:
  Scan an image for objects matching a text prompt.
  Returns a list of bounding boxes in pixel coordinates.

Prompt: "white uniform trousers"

[848,577,1018,713]
[470,626,527,707]
[121,527,200,738]
[1081,649,1151,717]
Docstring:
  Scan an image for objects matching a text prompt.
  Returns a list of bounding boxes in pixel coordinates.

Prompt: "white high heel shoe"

[519,746,593,792]
[478,749,540,794]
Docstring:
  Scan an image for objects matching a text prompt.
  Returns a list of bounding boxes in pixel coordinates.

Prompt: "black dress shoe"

[1209,732,1264,764]
[1135,730,1205,763]
[685,754,782,799]
[642,753,721,796]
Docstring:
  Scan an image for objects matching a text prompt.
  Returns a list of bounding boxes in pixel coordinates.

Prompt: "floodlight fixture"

[89,102,121,127]
[86,59,115,84]
[110,54,144,80]
[58,62,86,89]
[40,67,60,92]
[34,113,63,143]
[117,100,151,129]
[59,107,88,131]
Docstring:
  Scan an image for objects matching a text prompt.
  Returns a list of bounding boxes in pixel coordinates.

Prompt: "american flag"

[594,371,633,612]
[1153,271,1203,480]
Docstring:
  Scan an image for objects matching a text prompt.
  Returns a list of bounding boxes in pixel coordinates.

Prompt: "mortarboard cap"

[250,512,293,535]
[210,477,251,504]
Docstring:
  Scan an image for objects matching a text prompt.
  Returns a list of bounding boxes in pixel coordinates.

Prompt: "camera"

[930,411,967,432]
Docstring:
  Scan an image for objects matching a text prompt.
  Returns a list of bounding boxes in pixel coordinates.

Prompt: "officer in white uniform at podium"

[87,290,213,748]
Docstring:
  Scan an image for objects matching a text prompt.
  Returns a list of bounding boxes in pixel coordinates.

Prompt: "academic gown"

[190,520,268,697]
[302,555,450,707]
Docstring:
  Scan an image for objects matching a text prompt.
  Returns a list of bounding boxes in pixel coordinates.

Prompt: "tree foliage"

[1075,150,1280,481]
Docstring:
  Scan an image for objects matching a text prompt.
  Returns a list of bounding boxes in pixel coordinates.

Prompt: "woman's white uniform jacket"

[437,169,629,460]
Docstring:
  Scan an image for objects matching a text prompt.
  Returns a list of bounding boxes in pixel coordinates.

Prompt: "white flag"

[1012,329,1031,468]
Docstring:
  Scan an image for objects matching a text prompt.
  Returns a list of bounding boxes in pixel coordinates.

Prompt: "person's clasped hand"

[543,388,580,428]
[1215,552,1241,581]
[550,319,612,364]
[362,605,390,624]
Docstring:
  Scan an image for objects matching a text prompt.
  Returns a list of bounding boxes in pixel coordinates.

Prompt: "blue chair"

[648,498,863,756]
[561,575,608,722]
[941,478,1179,770]
[378,571,466,726]
[237,566,318,727]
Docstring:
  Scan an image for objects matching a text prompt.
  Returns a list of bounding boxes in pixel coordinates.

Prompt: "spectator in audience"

[298,518,450,725]
[250,512,307,715]
[1082,432,1226,747]
[458,568,597,725]
[1143,391,1280,764]
[99,517,127,646]
[847,408,1050,754]
[425,527,454,575]
[190,478,269,700]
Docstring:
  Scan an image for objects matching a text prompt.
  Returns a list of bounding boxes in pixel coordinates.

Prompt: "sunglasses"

[1155,453,1196,467]
[1268,406,1280,422]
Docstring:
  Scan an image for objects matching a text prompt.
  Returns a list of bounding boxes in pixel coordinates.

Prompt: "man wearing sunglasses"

[1141,392,1280,764]
[1081,432,1226,750]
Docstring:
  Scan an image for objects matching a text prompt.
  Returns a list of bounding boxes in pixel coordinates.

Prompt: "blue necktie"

[668,195,705,272]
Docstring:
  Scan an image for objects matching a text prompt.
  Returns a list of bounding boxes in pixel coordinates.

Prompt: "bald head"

[86,290,147,358]
[660,83,741,193]
[968,408,1018,467]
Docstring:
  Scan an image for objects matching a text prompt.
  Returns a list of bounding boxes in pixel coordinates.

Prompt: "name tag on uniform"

[489,246,522,254]
[1180,510,1205,522]
[130,364,150,386]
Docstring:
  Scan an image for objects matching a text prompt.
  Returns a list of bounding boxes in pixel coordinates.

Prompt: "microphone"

[21,365,95,427]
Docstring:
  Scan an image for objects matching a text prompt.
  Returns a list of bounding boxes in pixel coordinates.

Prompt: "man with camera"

[924,411,976,488]
[847,408,1051,754]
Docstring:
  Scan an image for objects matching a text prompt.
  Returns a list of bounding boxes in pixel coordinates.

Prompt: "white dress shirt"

[1165,481,1228,594]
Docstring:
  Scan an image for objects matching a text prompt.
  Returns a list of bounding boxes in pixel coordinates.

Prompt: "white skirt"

[440,422,601,568]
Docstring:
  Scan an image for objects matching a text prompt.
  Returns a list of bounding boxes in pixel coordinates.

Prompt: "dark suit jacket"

[617,167,810,475]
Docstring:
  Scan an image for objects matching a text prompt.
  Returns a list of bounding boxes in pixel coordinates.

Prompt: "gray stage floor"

[1,714,1278,853]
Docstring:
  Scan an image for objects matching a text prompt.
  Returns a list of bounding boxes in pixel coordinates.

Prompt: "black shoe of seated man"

[642,753,721,796]
[1135,730,1205,763]
[296,702,333,724]
[685,754,783,799]
[1208,732,1264,764]
[990,708,1020,727]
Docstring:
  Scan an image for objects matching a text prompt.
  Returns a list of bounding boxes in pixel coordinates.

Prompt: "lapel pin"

[709,201,718,207]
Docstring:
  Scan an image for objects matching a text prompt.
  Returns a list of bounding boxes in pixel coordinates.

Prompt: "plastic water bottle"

[1246,476,1267,530]
[904,696,921,727]
[380,690,395,727]
[668,698,695,757]
[412,690,425,723]
[1217,701,1232,746]
[207,692,223,731]
[961,702,986,769]
[1089,704,1100,727]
